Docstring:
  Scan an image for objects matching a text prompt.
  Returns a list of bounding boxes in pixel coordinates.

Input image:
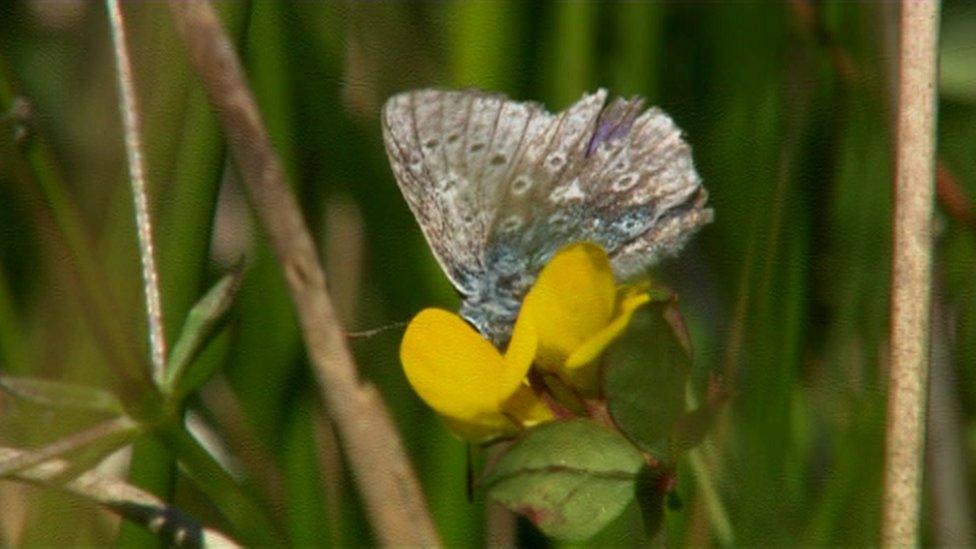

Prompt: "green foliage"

[484,419,645,541]
[605,301,693,461]
[0,375,124,415]
[162,264,243,403]
[0,0,973,546]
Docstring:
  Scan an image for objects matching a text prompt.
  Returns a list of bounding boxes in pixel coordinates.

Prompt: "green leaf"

[604,302,692,460]
[162,264,244,402]
[483,419,645,541]
[0,375,123,414]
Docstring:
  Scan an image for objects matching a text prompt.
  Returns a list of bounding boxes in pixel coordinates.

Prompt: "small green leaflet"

[483,419,646,541]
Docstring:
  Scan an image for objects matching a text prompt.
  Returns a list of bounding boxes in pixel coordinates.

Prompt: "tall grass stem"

[882,1,940,545]
[106,0,168,384]
[167,3,440,545]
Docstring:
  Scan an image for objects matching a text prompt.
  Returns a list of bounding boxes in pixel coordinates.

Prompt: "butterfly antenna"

[345,320,408,339]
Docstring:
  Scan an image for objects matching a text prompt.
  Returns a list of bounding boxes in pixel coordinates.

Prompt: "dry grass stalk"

[1,447,238,547]
[166,2,439,545]
[882,1,940,545]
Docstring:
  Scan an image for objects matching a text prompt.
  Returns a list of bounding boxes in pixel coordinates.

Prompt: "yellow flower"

[399,242,650,441]
[400,308,551,441]
[520,243,651,394]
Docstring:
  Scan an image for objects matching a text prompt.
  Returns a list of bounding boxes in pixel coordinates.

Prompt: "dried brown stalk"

[882,1,940,546]
[0,447,238,547]
[0,417,136,478]
[166,2,439,545]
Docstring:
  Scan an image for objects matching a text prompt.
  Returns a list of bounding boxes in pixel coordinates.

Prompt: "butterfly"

[382,89,712,345]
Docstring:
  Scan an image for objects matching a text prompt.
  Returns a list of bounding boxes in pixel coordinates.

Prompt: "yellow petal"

[400,308,507,420]
[500,313,538,395]
[502,384,555,427]
[436,385,554,443]
[521,243,617,371]
[558,290,650,393]
[441,384,554,443]
[441,413,518,443]
[566,290,651,371]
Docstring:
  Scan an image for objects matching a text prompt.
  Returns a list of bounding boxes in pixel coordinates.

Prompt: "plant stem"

[167,3,440,545]
[105,5,177,546]
[160,423,281,546]
[1,446,239,547]
[0,60,150,395]
[882,1,940,546]
[685,386,734,545]
[687,449,734,546]
[105,0,168,385]
[0,417,137,478]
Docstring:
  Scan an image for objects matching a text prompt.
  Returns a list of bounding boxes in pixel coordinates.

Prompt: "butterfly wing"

[569,99,713,279]
[473,91,711,340]
[485,91,711,278]
[382,89,556,296]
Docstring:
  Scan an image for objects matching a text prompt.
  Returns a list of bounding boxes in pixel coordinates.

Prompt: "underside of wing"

[382,89,554,296]
[573,102,713,278]
[484,93,712,282]
[469,91,712,342]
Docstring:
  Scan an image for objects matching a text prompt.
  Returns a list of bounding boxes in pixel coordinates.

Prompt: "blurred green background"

[0,1,975,546]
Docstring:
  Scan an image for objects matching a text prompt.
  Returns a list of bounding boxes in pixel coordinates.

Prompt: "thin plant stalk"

[1,447,239,547]
[167,3,439,545]
[685,386,735,545]
[0,417,137,478]
[106,0,168,384]
[158,423,281,545]
[882,1,940,546]
[0,62,150,394]
[105,6,181,547]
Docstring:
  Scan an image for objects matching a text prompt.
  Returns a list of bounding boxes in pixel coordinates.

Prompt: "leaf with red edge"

[483,419,646,541]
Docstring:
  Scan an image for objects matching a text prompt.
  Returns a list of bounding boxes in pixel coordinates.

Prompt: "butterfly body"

[383,89,712,345]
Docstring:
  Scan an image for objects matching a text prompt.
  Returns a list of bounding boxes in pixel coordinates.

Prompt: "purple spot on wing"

[586,121,619,157]
[585,97,645,157]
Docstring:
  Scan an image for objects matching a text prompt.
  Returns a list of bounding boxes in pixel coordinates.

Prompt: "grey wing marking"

[492,91,711,279]
[484,90,607,281]
[382,89,527,296]
[579,105,712,278]
[468,91,711,342]
[383,91,473,292]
